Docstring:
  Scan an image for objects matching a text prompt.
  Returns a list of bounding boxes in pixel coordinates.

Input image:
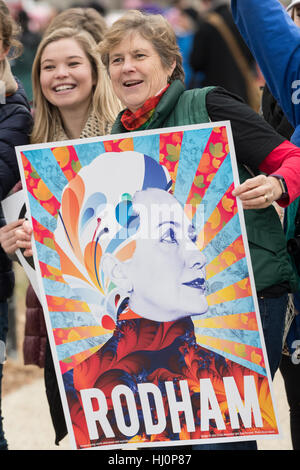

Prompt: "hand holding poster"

[16,122,280,449]
[1,190,41,302]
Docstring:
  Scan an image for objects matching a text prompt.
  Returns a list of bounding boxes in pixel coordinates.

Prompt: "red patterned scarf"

[121,84,169,131]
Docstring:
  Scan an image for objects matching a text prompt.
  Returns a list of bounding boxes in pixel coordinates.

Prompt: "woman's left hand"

[232,175,283,209]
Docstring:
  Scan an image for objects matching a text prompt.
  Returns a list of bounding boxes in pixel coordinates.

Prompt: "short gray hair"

[98,10,185,84]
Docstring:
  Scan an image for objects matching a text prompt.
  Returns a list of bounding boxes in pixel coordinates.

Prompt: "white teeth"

[54,85,75,92]
[124,81,141,86]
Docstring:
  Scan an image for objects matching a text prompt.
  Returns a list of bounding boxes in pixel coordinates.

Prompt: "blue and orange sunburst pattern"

[18,123,278,448]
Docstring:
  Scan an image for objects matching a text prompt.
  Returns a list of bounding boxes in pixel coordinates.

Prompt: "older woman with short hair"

[98,9,300,449]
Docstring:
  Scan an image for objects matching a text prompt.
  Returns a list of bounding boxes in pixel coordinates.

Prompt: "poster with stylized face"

[16,122,280,450]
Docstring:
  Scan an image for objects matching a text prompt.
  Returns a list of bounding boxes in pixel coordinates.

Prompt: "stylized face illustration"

[117,188,208,322]
[55,151,208,326]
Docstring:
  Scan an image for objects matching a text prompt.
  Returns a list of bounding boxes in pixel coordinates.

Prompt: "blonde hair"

[31,27,121,144]
[45,7,107,44]
[98,9,185,84]
[0,0,23,59]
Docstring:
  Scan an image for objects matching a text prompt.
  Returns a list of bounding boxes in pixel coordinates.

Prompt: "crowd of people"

[0,0,299,451]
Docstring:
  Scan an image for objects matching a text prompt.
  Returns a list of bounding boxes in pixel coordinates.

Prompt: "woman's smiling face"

[123,188,208,322]
[40,37,95,113]
[108,31,175,112]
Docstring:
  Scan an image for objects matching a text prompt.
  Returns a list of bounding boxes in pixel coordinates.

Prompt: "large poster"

[16,122,280,450]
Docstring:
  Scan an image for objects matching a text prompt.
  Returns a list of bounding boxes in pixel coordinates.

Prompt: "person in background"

[11,9,42,104]
[0,8,121,446]
[0,0,33,450]
[231,0,300,143]
[165,0,202,88]
[231,0,300,450]
[189,0,259,109]
[43,6,108,43]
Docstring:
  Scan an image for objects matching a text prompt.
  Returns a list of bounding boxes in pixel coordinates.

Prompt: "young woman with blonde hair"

[31,26,120,144]
[0,10,121,445]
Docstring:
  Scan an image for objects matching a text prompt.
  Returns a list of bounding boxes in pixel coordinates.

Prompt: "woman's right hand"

[0,219,33,257]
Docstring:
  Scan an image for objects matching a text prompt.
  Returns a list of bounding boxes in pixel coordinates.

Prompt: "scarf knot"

[121,85,169,131]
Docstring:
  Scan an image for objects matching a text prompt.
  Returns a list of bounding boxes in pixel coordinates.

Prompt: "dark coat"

[189,5,255,104]
[261,84,294,141]
[23,284,47,368]
[0,80,33,301]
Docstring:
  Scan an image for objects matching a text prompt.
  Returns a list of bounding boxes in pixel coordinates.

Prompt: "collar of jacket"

[111,80,186,134]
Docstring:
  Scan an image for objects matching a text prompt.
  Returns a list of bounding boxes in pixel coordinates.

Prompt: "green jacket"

[112,80,297,293]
